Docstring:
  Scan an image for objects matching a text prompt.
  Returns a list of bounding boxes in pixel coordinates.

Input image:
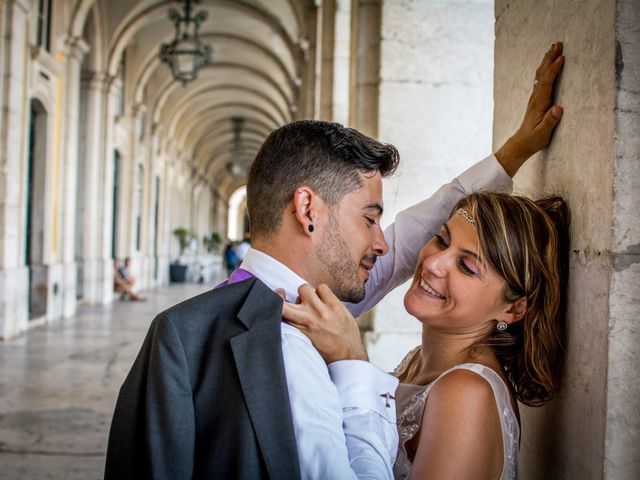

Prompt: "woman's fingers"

[530,44,564,111]
[281,284,334,330]
[280,283,367,362]
[536,105,563,135]
[282,300,308,325]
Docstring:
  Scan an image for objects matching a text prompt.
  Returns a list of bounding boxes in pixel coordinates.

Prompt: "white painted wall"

[370,0,495,371]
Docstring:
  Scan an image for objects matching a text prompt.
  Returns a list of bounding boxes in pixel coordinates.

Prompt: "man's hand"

[495,42,565,177]
[281,284,368,363]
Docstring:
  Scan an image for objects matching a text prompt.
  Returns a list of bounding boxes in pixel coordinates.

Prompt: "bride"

[283,192,569,479]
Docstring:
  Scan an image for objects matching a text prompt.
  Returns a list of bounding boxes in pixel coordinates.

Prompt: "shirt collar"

[239,248,307,303]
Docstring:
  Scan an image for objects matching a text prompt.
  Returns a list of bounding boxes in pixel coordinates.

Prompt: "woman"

[283,192,569,479]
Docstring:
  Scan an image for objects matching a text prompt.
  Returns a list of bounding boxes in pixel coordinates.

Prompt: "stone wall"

[494,0,639,477]
[370,0,495,370]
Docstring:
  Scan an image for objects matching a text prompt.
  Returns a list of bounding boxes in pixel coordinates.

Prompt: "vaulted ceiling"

[74,0,316,198]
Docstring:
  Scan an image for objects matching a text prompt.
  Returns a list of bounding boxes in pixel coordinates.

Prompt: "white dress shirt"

[240,248,399,479]
[239,154,511,479]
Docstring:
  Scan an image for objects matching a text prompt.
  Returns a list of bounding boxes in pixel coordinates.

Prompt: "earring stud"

[497,321,508,332]
[308,224,314,233]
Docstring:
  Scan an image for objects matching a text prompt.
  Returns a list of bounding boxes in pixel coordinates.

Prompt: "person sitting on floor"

[113,258,145,301]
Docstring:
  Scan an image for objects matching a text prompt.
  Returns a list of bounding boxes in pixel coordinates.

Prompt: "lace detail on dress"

[392,363,519,480]
[392,346,421,377]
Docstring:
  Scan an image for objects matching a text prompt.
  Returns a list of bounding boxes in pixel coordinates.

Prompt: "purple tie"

[215,268,255,289]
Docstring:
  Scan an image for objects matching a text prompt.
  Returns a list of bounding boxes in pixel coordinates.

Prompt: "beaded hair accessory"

[456,207,476,227]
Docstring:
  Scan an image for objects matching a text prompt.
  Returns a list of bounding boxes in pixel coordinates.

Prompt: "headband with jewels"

[456,207,476,227]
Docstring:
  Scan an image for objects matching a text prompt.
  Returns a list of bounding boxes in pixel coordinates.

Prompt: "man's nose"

[372,225,389,256]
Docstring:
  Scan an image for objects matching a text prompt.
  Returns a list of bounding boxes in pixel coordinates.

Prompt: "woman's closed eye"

[434,232,448,248]
[434,230,479,276]
[458,258,478,276]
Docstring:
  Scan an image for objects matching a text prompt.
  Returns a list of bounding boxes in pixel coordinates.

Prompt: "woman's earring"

[497,321,508,332]
[308,224,314,233]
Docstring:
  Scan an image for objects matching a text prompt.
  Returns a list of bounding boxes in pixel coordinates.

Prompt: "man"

[105,42,563,480]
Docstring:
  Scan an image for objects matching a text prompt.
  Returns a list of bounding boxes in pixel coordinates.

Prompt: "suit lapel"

[230,280,301,480]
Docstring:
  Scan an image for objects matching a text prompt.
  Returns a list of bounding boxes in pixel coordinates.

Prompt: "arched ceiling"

[77,0,316,199]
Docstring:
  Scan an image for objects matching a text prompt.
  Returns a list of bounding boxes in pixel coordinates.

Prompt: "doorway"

[26,100,48,320]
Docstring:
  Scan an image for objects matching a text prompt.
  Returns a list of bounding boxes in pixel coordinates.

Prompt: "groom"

[105,92,561,478]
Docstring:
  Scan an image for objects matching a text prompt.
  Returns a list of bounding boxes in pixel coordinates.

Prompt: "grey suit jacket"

[104,278,301,480]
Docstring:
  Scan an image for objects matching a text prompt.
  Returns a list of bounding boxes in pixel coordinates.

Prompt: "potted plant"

[169,227,195,282]
[203,231,222,253]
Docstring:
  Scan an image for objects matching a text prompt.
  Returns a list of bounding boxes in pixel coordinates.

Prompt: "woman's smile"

[419,277,445,299]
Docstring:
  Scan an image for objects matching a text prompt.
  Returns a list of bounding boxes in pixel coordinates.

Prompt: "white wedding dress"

[392,348,519,479]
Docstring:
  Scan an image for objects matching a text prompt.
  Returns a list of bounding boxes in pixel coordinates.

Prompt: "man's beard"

[315,213,375,303]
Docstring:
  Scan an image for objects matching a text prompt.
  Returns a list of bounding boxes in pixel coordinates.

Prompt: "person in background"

[223,242,238,276]
[235,234,251,263]
[113,258,145,301]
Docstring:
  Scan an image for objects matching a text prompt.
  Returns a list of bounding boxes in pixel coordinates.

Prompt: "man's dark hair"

[246,120,399,237]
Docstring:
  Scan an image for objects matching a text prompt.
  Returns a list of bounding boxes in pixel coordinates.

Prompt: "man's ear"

[498,297,528,324]
[292,186,318,235]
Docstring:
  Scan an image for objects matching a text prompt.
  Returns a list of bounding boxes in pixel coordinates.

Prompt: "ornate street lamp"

[159,0,213,86]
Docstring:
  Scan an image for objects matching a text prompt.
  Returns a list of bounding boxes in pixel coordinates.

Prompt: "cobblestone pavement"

[0,283,212,480]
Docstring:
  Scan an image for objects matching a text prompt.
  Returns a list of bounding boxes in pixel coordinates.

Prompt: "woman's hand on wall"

[496,42,565,177]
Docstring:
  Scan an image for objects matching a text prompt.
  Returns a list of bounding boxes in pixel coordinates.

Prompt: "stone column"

[606,2,640,477]
[0,0,31,338]
[297,6,318,120]
[316,0,335,120]
[79,71,108,304]
[96,76,121,304]
[349,0,381,137]
[368,0,494,370]
[493,0,640,477]
[332,0,351,125]
[60,36,88,317]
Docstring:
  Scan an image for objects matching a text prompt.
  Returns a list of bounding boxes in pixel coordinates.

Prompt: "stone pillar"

[79,72,108,304]
[60,36,88,317]
[0,0,31,339]
[96,76,121,304]
[368,0,494,370]
[349,0,381,137]
[316,0,335,120]
[606,2,640,477]
[493,0,639,477]
[332,0,351,125]
[297,6,318,120]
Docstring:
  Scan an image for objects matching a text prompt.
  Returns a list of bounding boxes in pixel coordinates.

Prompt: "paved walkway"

[0,283,212,479]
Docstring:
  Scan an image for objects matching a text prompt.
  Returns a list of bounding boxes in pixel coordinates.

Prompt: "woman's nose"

[422,249,450,278]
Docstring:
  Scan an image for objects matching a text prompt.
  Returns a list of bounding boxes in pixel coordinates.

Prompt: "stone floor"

[0,283,211,480]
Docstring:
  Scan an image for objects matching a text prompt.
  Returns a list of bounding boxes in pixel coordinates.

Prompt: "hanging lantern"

[159,0,213,86]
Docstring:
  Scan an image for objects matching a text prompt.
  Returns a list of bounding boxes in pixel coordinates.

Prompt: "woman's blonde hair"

[455,192,570,406]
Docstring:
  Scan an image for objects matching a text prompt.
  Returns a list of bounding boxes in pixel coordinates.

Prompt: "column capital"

[65,36,90,63]
[80,71,110,91]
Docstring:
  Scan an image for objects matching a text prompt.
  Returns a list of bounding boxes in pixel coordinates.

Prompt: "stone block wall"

[494,0,639,477]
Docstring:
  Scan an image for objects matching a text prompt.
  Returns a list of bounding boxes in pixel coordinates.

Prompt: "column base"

[80,258,114,305]
[0,266,29,340]
[62,261,77,318]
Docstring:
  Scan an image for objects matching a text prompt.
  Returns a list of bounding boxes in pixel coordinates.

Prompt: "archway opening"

[227,186,248,241]
[26,99,48,320]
